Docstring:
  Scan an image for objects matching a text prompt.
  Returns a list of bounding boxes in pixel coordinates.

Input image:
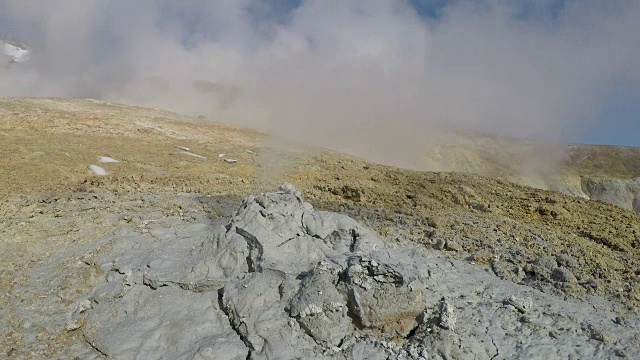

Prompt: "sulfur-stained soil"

[1,98,640,358]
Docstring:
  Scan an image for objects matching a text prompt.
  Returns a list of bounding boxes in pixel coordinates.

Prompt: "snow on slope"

[2,40,30,63]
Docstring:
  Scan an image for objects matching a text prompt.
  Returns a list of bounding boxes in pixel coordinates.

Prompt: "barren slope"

[1,98,640,358]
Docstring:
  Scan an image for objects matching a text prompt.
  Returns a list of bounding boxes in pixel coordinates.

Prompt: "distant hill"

[415,130,640,212]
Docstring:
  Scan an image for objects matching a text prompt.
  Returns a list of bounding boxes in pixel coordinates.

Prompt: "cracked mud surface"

[2,98,640,358]
[6,186,640,359]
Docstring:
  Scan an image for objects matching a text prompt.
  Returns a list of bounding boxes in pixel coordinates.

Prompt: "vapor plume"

[1,0,639,170]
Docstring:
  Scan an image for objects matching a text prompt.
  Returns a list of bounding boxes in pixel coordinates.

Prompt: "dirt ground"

[1,98,640,358]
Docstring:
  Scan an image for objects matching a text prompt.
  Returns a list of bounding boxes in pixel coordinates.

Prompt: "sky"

[0,0,639,168]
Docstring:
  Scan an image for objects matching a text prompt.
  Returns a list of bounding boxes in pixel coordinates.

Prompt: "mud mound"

[72,186,639,359]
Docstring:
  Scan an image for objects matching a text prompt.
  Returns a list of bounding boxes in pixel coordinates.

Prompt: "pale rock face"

[581,177,640,213]
[2,41,30,63]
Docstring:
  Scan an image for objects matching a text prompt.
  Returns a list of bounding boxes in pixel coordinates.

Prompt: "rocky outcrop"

[543,173,591,199]
[581,177,640,213]
[539,174,640,213]
[76,185,640,359]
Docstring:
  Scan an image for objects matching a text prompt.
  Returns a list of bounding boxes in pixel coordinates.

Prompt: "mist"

[1,0,639,170]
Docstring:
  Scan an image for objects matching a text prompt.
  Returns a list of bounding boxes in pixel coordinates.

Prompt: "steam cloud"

[1,0,639,169]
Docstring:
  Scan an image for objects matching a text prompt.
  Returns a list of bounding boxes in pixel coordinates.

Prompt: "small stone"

[534,256,557,274]
[439,299,457,331]
[432,238,446,250]
[519,316,532,323]
[407,345,420,358]
[615,349,627,358]
[549,330,562,339]
[66,318,84,331]
[551,267,577,284]
[581,323,606,342]
[445,238,460,251]
[505,295,533,314]
[341,186,362,202]
[425,216,439,228]
[471,251,494,265]
[555,254,578,268]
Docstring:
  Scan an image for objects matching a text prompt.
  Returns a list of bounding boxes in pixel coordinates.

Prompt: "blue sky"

[1,0,639,149]
[412,0,639,147]
[590,85,640,147]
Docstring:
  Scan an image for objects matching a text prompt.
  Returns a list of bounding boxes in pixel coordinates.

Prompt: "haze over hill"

[1,0,640,169]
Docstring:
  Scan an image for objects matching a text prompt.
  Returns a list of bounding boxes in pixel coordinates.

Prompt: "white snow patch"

[171,151,206,159]
[89,165,107,176]
[2,42,30,63]
[98,156,119,163]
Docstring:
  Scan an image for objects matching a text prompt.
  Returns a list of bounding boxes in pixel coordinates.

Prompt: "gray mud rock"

[84,286,247,359]
[581,176,640,212]
[438,298,457,331]
[341,255,426,334]
[77,185,640,359]
[231,187,384,274]
[221,270,322,359]
[289,261,352,346]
